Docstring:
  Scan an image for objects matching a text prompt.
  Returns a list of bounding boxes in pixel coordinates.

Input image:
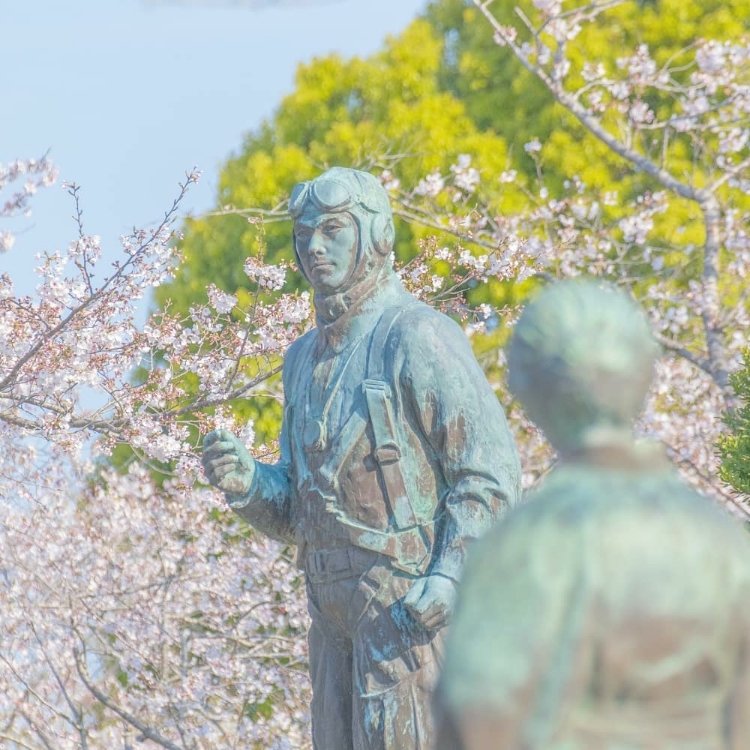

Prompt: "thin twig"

[73,641,185,750]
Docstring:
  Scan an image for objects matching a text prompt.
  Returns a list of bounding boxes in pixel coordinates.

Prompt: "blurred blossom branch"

[473,0,750,395]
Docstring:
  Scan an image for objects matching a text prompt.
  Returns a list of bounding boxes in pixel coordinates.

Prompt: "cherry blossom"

[0,165,314,747]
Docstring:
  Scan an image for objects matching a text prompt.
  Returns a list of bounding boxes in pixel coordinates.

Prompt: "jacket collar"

[314,270,405,352]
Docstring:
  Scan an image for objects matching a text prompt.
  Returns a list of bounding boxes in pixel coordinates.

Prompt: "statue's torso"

[283,288,444,553]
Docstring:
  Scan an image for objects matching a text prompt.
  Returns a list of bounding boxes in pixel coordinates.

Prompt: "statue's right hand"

[202,429,256,496]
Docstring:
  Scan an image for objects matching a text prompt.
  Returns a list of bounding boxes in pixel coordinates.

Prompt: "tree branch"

[392,204,499,252]
[0,173,193,396]
[475,0,733,394]
[474,0,701,202]
[30,622,88,750]
[699,195,729,391]
[653,333,713,376]
[708,154,750,193]
[73,646,185,750]
[0,732,40,750]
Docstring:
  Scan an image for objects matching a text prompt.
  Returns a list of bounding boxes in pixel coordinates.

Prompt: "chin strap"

[314,262,389,323]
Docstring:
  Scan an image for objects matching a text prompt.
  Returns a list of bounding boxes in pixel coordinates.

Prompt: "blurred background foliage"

[155,0,750,486]
[720,350,750,496]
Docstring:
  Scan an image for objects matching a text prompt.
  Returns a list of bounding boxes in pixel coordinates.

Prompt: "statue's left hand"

[403,574,457,631]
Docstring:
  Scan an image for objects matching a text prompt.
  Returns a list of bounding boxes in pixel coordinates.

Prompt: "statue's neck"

[314,269,402,351]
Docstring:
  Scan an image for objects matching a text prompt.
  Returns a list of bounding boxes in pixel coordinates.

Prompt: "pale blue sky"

[1,0,427,294]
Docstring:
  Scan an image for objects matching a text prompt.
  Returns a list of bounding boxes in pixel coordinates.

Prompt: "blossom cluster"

[0,464,311,749]
[0,155,58,252]
[0,169,315,746]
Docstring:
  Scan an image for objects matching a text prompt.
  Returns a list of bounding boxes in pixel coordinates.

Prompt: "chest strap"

[292,304,433,575]
[363,305,430,553]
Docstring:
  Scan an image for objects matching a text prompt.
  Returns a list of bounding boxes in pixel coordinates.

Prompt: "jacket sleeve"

[227,420,294,544]
[396,310,521,582]
[225,336,311,545]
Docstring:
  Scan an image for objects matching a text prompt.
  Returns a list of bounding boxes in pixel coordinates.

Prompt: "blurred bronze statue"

[435,279,750,750]
[202,167,521,749]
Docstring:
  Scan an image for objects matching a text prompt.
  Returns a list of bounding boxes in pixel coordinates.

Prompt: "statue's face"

[294,208,358,294]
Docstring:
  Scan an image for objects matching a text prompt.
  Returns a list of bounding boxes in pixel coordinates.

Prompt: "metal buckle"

[362,378,389,397]
[373,443,401,465]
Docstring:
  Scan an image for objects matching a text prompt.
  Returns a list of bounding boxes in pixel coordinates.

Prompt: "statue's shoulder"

[283,329,317,378]
[389,298,466,345]
[381,297,486,387]
[523,467,750,559]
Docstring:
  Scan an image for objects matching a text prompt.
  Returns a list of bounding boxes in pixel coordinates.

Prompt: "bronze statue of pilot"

[203,167,521,749]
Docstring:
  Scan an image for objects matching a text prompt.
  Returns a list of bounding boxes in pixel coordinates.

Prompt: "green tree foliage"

[160,19,514,314]
[164,0,750,314]
[720,351,750,495]
[428,0,750,281]
[428,0,749,168]
[158,0,750,468]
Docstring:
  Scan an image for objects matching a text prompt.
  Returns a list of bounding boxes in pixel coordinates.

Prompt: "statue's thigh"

[351,569,445,750]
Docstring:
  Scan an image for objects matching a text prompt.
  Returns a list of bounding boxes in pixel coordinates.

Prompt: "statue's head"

[507,279,659,458]
[288,167,395,295]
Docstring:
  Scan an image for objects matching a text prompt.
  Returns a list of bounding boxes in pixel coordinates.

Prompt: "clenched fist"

[403,574,457,632]
[202,429,255,496]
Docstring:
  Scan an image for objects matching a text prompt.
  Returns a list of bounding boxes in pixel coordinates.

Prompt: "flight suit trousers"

[304,546,445,750]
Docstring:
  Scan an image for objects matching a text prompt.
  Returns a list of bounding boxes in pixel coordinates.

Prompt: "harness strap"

[284,331,318,427]
[316,407,368,488]
[290,303,434,574]
[364,304,429,558]
[365,304,404,381]
[285,331,319,487]
[328,508,434,574]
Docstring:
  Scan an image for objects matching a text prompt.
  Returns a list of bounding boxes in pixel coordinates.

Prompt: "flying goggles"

[289,176,368,220]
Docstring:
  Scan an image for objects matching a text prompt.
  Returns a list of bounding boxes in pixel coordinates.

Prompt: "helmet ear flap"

[289,182,309,218]
[292,233,309,282]
[370,213,395,255]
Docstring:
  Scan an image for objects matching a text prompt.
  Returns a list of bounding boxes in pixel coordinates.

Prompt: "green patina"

[203,167,521,749]
[436,281,750,750]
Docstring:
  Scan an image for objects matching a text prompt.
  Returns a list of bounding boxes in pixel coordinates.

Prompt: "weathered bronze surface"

[435,279,750,750]
[202,167,521,749]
